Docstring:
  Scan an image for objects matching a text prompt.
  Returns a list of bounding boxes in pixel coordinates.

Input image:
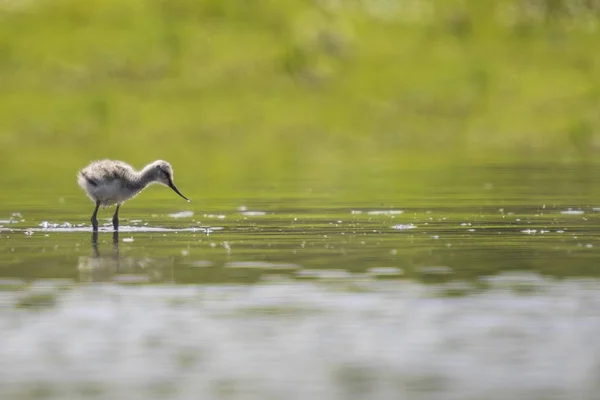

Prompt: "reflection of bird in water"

[77,159,190,232]
[91,231,119,258]
[79,231,121,282]
[78,232,173,283]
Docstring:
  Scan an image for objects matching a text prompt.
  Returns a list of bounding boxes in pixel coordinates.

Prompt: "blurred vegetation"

[1,0,600,196]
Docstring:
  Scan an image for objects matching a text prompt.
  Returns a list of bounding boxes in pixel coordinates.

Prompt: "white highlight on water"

[0,275,599,399]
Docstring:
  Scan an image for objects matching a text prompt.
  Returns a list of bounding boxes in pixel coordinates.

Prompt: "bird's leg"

[91,231,99,257]
[112,231,120,273]
[112,204,120,231]
[91,201,100,232]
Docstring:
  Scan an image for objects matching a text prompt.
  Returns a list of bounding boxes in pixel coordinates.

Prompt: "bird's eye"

[158,168,170,179]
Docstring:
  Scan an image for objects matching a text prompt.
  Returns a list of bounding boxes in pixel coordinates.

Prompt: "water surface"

[1,164,600,399]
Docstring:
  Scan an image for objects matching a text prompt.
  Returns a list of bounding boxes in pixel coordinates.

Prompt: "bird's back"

[78,160,142,205]
[79,160,136,185]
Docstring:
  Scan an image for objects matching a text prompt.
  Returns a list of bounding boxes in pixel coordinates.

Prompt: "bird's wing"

[79,171,99,186]
[80,160,135,185]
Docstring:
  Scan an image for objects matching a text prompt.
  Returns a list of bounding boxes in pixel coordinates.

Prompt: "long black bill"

[168,180,190,202]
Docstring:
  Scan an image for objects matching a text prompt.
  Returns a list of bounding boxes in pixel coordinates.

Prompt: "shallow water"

[1,164,600,399]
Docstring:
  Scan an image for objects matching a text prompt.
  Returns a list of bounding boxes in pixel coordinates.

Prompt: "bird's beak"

[168,180,190,202]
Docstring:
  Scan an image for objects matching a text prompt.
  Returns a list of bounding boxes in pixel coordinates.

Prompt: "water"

[1,164,600,399]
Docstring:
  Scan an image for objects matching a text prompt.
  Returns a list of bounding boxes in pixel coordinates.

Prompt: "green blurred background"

[1,0,599,199]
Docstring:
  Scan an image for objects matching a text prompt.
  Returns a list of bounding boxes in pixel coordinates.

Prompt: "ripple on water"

[295,269,354,279]
[0,278,27,291]
[168,210,194,218]
[0,276,599,399]
[188,260,214,268]
[112,274,151,284]
[0,223,224,233]
[351,210,404,215]
[224,261,302,270]
[391,224,417,230]
[560,209,584,215]
[367,267,404,277]
[240,211,267,216]
[418,265,453,275]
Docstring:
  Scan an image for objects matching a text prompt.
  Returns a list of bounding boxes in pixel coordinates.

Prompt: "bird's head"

[149,160,189,202]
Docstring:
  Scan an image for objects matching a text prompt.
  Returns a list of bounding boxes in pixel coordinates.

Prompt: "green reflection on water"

[1,165,600,284]
[1,1,600,284]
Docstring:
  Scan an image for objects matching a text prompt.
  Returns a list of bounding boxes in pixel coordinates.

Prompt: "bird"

[77,159,190,231]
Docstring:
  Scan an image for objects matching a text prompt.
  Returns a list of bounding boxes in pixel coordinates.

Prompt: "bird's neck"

[136,165,159,189]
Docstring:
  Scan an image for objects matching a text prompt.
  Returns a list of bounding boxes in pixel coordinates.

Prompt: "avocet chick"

[77,159,190,231]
